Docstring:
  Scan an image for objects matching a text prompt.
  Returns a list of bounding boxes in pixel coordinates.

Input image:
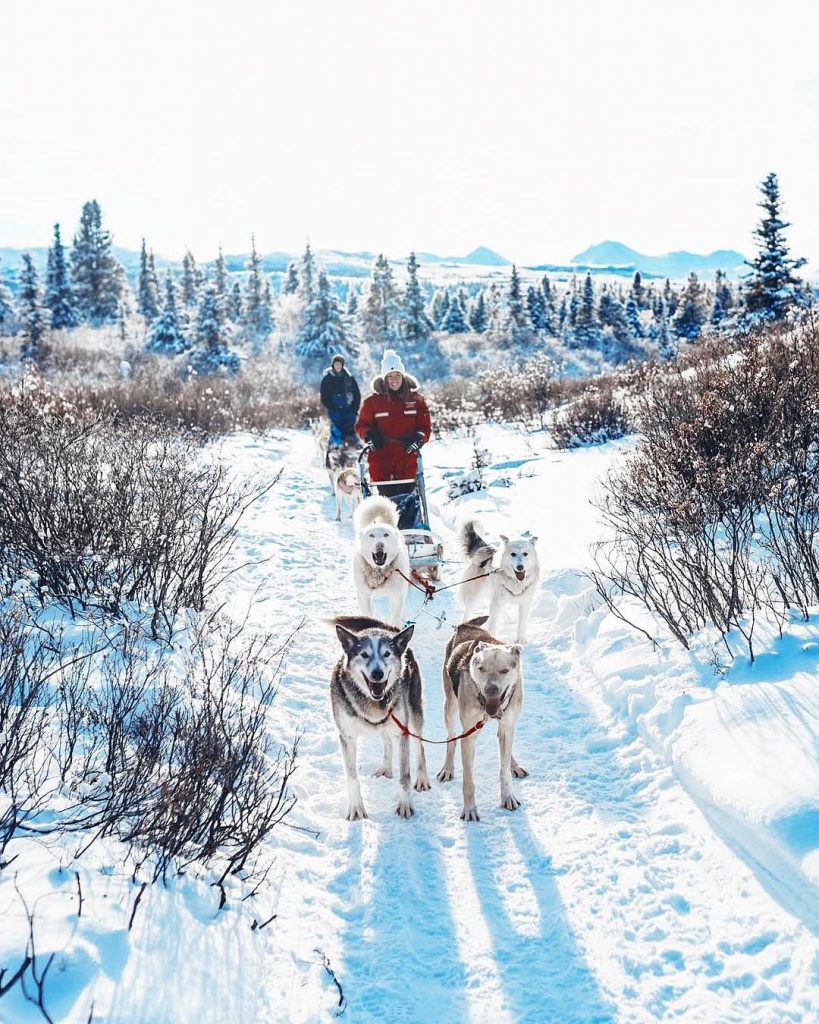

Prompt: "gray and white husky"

[353,495,410,627]
[331,615,431,820]
[437,617,528,821]
[458,520,540,643]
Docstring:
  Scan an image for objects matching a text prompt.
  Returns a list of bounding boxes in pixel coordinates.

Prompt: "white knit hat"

[380,349,405,377]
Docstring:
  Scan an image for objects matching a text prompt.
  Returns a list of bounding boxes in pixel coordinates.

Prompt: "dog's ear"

[392,623,415,656]
[335,624,360,658]
[527,535,538,545]
[474,640,486,652]
[499,534,509,544]
[510,644,523,658]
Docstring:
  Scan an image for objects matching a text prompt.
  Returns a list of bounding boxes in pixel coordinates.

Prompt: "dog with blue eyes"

[458,522,540,644]
[331,615,431,821]
[436,616,527,821]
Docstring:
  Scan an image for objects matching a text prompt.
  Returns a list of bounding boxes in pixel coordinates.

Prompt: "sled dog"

[332,466,362,521]
[437,617,528,821]
[353,495,411,626]
[325,438,359,485]
[331,615,431,820]
[458,520,540,643]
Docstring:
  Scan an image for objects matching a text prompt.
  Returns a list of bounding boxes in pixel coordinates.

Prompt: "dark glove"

[365,427,385,451]
[404,431,424,454]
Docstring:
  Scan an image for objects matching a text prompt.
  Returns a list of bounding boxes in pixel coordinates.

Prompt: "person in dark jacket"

[320,354,361,446]
[356,349,432,500]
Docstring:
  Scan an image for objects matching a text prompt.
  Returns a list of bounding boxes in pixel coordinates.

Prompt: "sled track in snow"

[222,431,818,1024]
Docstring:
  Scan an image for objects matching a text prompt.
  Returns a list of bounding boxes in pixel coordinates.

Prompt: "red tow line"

[389,712,487,745]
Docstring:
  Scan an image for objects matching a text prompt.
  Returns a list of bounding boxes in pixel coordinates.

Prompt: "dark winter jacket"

[320,366,361,426]
[356,374,432,482]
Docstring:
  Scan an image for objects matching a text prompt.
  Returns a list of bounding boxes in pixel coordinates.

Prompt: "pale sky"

[2,0,818,267]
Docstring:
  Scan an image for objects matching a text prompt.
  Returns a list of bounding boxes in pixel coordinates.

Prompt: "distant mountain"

[570,240,746,279]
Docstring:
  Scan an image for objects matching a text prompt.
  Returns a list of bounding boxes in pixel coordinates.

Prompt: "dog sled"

[358,449,444,581]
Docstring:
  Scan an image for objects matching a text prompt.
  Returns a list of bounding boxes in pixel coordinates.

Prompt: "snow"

[2,424,819,1021]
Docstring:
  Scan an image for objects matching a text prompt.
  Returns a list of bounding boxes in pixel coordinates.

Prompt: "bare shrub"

[552,385,632,449]
[0,376,277,635]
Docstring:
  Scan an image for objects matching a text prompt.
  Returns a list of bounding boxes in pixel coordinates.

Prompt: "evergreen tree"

[442,294,468,333]
[44,223,78,329]
[244,235,273,336]
[505,264,530,344]
[137,239,160,320]
[745,171,806,321]
[70,200,122,324]
[346,286,358,317]
[674,273,706,340]
[0,260,15,332]
[663,278,678,317]
[227,280,243,322]
[625,295,644,338]
[526,285,549,332]
[146,272,189,354]
[401,251,433,349]
[598,287,630,343]
[572,273,599,348]
[656,300,676,360]
[214,246,228,299]
[190,284,239,374]
[297,270,349,360]
[18,254,49,362]
[631,270,647,309]
[469,291,487,333]
[437,290,451,327]
[485,282,505,343]
[358,254,401,350]
[282,261,300,295]
[181,251,199,307]
[299,242,316,304]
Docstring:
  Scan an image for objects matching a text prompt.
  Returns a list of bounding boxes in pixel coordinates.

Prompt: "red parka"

[356,374,432,482]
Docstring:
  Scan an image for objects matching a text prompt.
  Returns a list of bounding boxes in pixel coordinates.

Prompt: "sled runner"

[358,449,444,581]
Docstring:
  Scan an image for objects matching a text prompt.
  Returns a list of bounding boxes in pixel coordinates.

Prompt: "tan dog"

[333,466,362,520]
[437,617,528,821]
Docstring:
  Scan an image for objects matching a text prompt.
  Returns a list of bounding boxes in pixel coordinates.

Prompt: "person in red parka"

[356,349,432,495]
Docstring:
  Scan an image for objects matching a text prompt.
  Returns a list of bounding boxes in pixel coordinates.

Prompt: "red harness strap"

[395,568,495,603]
[389,712,486,744]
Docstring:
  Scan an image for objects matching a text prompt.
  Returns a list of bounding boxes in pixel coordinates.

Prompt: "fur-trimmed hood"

[370,373,419,397]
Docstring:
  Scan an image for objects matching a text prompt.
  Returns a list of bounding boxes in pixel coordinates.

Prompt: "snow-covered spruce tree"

[243,236,273,339]
[710,270,734,327]
[745,172,806,322]
[358,254,401,351]
[70,200,123,324]
[485,282,505,344]
[181,250,199,308]
[189,284,239,374]
[299,242,316,305]
[137,239,160,321]
[674,272,706,341]
[442,292,468,333]
[469,290,487,333]
[598,286,630,344]
[663,278,678,317]
[625,295,644,338]
[656,300,676,360]
[18,254,49,363]
[631,270,647,309]
[282,261,300,296]
[428,289,448,329]
[146,272,189,354]
[227,280,243,322]
[571,273,600,349]
[526,285,549,332]
[296,270,348,362]
[44,223,78,329]
[346,285,358,317]
[214,246,228,299]
[0,261,15,333]
[505,264,531,346]
[401,251,432,350]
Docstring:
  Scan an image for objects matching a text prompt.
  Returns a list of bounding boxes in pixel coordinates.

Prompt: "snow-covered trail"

[221,430,819,1023]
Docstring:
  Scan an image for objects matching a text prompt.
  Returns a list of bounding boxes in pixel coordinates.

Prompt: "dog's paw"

[500,793,521,811]
[511,761,530,779]
[436,765,455,783]
[414,771,432,792]
[395,797,415,819]
[374,766,393,779]
[345,801,368,821]
[460,805,480,822]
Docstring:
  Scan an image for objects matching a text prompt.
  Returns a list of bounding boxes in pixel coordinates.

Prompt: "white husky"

[353,495,411,627]
[458,520,540,644]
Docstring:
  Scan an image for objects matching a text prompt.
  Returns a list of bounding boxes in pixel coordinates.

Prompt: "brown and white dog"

[437,616,528,821]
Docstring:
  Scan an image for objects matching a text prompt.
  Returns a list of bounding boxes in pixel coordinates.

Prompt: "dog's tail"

[461,519,496,568]
[354,494,399,532]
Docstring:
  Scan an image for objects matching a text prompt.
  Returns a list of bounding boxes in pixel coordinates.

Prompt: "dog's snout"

[484,683,499,698]
[370,667,384,682]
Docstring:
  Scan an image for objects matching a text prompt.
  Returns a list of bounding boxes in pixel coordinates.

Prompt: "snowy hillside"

[2,424,818,1022]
